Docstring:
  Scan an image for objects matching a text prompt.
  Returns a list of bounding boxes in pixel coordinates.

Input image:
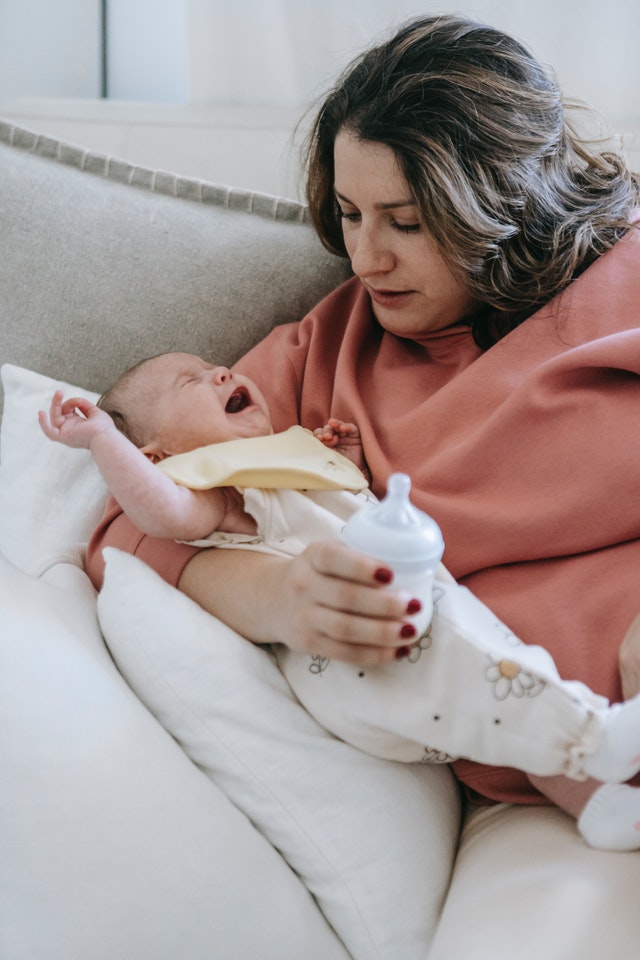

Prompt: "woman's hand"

[619,614,640,699]
[179,538,420,665]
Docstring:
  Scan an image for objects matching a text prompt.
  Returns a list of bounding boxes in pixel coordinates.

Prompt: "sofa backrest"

[0,121,351,419]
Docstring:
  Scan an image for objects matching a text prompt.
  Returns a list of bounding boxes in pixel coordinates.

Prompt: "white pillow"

[97,547,461,960]
[0,363,108,576]
[1,550,348,960]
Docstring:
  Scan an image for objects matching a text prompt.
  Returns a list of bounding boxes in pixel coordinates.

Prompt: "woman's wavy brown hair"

[304,15,640,346]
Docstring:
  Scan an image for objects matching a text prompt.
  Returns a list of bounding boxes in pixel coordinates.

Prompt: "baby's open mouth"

[225,387,251,413]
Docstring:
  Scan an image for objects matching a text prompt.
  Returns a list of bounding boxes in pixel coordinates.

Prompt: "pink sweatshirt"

[87,227,640,803]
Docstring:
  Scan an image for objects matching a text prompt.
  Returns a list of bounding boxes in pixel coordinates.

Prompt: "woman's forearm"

[177,539,423,664]
[619,613,640,699]
[177,547,288,644]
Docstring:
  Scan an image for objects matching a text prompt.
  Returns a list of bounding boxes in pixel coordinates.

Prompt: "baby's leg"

[530,774,640,852]
[278,577,640,782]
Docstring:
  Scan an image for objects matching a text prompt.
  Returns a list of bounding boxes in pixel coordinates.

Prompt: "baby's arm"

[39,391,232,541]
[314,418,370,480]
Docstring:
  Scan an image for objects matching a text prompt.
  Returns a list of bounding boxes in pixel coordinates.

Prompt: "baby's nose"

[212,366,232,384]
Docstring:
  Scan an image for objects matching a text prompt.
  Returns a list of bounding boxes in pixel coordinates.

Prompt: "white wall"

[107,0,189,102]
[0,0,638,199]
[0,0,101,98]
[187,0,640,131]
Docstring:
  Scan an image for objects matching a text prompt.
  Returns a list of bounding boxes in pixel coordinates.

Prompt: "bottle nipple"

[374,472,420,528]
[342,473,444,574]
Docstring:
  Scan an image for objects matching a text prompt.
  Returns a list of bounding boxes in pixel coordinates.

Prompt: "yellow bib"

[157,425,367,492]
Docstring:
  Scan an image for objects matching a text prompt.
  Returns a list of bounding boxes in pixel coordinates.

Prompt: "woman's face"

[333,130,481,337]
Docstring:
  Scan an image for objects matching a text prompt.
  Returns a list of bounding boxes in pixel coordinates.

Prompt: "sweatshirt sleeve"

[85,497,202,591]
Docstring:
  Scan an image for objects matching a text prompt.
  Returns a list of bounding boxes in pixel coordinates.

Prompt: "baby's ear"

[140,441,170,463]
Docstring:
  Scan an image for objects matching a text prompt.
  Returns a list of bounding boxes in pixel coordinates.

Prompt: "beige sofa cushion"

[0,120,351,421]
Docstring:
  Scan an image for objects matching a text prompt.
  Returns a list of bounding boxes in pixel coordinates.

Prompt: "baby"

[40,351,640,851]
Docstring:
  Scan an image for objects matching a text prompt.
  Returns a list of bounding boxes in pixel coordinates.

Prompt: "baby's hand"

[314,418,362,449]
[38,391,114,449]
[314,418,369,478]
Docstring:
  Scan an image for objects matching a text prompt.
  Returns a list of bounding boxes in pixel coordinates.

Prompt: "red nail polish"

[374,567,393,584]
[406,598,422,615]
[395,646,411,661]
[400,623,416,639]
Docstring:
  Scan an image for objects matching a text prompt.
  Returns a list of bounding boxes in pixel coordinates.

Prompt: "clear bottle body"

[342,473,444,637]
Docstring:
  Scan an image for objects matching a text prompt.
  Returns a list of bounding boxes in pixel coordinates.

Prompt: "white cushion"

[97,547,461,960]
[429,802,640,960]
[0,550,350,960]
[0,363,108,575]
[0,360,460,958]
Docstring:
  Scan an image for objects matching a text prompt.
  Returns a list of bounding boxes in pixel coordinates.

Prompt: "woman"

[87,13,640,953]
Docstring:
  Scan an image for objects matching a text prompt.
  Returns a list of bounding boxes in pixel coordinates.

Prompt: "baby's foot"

[582,694,640,782]
[578,783,640,852]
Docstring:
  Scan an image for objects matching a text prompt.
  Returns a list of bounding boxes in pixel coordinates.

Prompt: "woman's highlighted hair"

[304,15,639,345]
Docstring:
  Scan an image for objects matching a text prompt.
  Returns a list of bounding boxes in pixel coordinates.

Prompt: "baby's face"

[141,353,272,457]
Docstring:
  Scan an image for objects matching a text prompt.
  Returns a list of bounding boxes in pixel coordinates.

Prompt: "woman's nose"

[349,224,394,278]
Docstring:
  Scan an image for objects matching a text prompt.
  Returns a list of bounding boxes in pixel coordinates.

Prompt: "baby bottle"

[342,473,444,636]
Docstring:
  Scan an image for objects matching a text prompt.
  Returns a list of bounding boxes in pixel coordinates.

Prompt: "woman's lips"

[365,285,414,309]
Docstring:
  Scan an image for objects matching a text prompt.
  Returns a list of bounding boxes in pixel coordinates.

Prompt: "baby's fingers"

[315,424,339,448]
[38,391,64,435]
[47,389,65,421]
[37,408,56,438]
[327,418,359,439]
[60,396,93,418]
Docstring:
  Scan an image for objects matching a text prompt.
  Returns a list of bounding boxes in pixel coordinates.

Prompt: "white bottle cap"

[342,473,444,574]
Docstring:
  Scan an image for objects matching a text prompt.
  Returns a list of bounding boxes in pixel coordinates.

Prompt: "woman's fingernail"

[406,598,422,615]
[400,623,416,639]
[395,645,412,661]
[374,567,393,584]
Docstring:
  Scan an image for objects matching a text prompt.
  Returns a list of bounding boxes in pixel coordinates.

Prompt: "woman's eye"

[338,209,360,223]
[392,220,421,234]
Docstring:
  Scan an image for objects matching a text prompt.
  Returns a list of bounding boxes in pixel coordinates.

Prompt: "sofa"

[2,119,640,960]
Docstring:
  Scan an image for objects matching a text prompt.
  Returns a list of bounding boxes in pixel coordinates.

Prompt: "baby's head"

[98,352,272,461]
